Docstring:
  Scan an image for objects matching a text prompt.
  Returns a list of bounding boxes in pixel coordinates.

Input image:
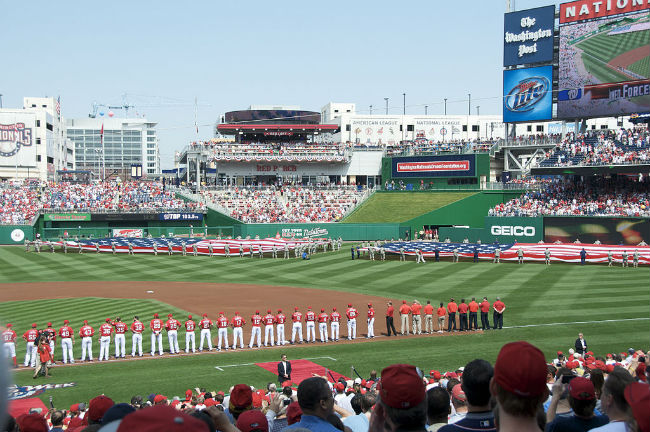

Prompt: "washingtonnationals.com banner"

[391,154,476,178]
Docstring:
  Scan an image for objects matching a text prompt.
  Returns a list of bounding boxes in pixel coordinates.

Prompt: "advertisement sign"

[503,65,554,123]
[0,113,36,168]
[44,213,91,222]
[112,229,143,238]
[504,5,556,66]
[484,216,543,242]
[281,227,329,238]
[544,216,650,245]
[560,0,650,24]
[159,213,203,221]
[391,154,476,178]
[557,11,650,118]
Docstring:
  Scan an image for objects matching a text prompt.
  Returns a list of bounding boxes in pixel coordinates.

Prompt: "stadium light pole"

[384,98,389,115]
[444,98,447,115]
[425,105,428,115]
[403,93,406,115]
[369,105,373,115]
[476,106,480,116]
[468,94,471,116]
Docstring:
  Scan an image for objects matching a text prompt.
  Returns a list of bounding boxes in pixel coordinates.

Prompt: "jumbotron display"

[557,1,650,118]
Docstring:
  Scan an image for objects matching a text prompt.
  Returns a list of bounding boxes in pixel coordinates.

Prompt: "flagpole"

[101,123,105,181]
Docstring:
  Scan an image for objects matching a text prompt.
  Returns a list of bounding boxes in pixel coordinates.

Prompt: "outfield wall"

[0,225,35,244]
[236,223,406,241]
[439,216,543,244]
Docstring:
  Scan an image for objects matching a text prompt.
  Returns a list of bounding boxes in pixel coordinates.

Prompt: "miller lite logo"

[504,76,549,113]
[0,123,33,157]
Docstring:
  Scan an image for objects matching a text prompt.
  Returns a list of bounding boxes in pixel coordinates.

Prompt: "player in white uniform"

[216,312,229,351]
[2,324,17,368]
[112,317,127,358]
[98,319,113,361]
[317,309,329,343]
[131,316,144,357]
[263,310,276,347]
[248,311,262,349]
[198,314,213,351]
[330,308,341,342]
[346,304,358,340]
[291,308,303,344]
[231,313,245,350]
[165,314,180,354]
[275,309,287,346]
[58,320,75,364]
[184,315,196,353]
[305,307,316,343]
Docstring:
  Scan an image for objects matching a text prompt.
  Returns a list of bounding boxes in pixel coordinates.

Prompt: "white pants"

[276,324,285,345]
[81,337,93,361]
[167,330,179,354]
[4,342,15,358]
[232,327,244,348]
[99,336,111,361]
[306,322,316,342]
[319,323,328,342]
[291,323,303,343]
[331,322,340,341]
[367,318,375,337]
[24,342,35,366]
[199,329,212,350]
[217,328,228,350]
[151,333,163,355]
[132,333,142,356]
[185,332,195,353]
[49,341,55,358]
[347,319,357,339]
[61,338,74,363]
[115,334,126,357]
[264,325,274,346]
[249,327,261,348]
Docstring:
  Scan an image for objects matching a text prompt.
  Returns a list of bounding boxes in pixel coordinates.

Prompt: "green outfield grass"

[342,192,475,223]
[581,54,631,83]
[1,246,648,408]
[576,29,650,64]
[628,56,650,78]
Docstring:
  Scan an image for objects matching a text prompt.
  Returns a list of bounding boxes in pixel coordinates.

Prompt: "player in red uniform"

[198,313,213,351]
[423,301,434,334]
[165,313,180,354]
[275,309,286,346]
[436,303,447,333]
[99,318,113,361]
[249,310,262,349]
[131,316,144,356]
[216,312,229,351]
[79,320,94,361]
[184,314,196,353]
[150,313,164,356]
[305,306,316,343]
[290,307,303,344]
[317,308,329,343]
[59,319,74,364]
[346,303,358,340]
[23,324,39,367]
[44,322,56,359]
[113,317,127,358]
[3,323,17,367]
[231,312,245,350]
[330,307,341,341]
[263,310,276,347]
[367,303,375,338]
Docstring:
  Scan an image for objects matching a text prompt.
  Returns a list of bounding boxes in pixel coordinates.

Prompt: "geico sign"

[490,226,536,236]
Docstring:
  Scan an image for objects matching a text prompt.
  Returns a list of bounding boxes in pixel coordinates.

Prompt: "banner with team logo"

[0,113,36,167]
[503,65,553,123]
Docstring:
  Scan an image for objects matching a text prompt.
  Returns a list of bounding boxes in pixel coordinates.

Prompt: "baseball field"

[1,245,648,408]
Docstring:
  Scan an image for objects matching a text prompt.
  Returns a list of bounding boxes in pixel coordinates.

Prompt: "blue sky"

[5,0,563,168]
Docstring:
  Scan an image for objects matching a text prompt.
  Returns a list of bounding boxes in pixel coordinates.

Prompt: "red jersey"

[447,302,458,313]
[185,320,196,332]
[217,316,229,329]
[263,314,276,326]
[291,312,303,323]
[437,307,446,317]
[114,322,127,334]
[3,329,16,343]
[330,311,341,322]
[318,313,329,323]
[493,300,506,313]
[231,316,244,328]
[458,303,469,314]
[367,308,375,319]
[165,318,180,331]
[305,311,316,322]
[100,323,113,337]
[251,314,262,327]
[479,300,490,313]
[411,304,422,315]
[199,318,213,329]
[399,304,411,315]
[276,313,286,324]
[24,329,39,342]
[44,328,56,341]
[423,304,434,315]
[38,344,52,363]
[79,325,94,337]
[131,321,144,333]
[468,301,479,313]
[386,306,394,317]
[59,326,74,338]
[346,308,358,320]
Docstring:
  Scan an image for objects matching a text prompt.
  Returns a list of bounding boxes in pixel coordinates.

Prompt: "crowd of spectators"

[6,340,648,432]
[490,176,650,217]
[0,180,204,225]
[207,142,348,162]
[201,185,366,223]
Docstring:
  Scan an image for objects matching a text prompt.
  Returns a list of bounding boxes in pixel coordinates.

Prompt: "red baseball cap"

[625,382,650,432]
[348,303,352,307]
[168,313,173,318]
[47,322,52,327]
[229,384,253,409]
[235,311,239,315]
[16,413,48,432]
[267,309,271,314]
[203,313,208,317]
[70,403,80,412]
[402,300,407,304]
[321,308,325,312]
[64,320,69,324]
[188,314,192,319]
[255,310,259,314]
[153,395,167,404]
[106,318,111,322]
[32,323,37,328]
[494,341,547,397]
[378,364,425,409]
[430,370,441,380]
[452,384,466,402]
[153,313,159,318]
[286,402,303,425]
[6,323,11,328]
[117,405,208,432]
[236,409,268,432]
[569,377,595,400]
[277,309,282,313]
[88,395,115,422]
[294,307,298,311]
[557,351,563,355]
[83,320,88,325]
[332,307,336,311]
[606,364,615,373]
[368,303,372,307]
[335,382,345,391]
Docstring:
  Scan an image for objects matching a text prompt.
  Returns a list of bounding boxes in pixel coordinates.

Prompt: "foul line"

[214,356,337,371]
[504,317,649,329]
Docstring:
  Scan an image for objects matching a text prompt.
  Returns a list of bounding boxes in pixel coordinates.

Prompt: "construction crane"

[89,94,135,118]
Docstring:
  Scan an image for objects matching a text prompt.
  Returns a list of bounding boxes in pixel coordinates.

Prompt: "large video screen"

[557,10,650,118]
[545,217,650,245]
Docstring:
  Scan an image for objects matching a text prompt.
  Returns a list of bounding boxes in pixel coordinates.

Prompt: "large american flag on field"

[376,242,650,264]
[54,237,327,256]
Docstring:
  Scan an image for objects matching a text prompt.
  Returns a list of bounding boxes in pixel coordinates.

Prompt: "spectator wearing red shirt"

[447,299,458,332]
[458,299,469,332]
[385,301,397,337]
[437,303,447,333]
[493,297,506,330]
[399,300,411,335]
[423,300,434,334]
[468,298,479,331]
[479,297,491,330]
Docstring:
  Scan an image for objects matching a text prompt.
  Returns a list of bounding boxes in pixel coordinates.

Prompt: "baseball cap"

[255,310,260,314]
[267,309,271,314]
[430,370,441,380]
[378,364,426,409]
[202,313,207,317]
[168,313,173,318]
[47,322,52,326]
[188,314,192,319]
[106,318,111,322]
[32,323,37,328]
[153,313,159,318]
[321,308,325,312]
[568,377,595,400]
[286,402,303,425]
[153,395,167,404]
[117,405,208,432]
[625,382,650,432]
[277,309,282,313]
[16,413,48,432]
[185,389,193,400]
[88,395,115,422]
[6,323,11,328]
[348,303,352,307]
[235,311,239,315]
[70,403,80,413]
[494,341,547,397]
[83,320,88,325]
[229,384,253,410]
[64,319,69,324]
[294,307,298,311]
[236,409,268,432]
[102,403,135,425]
[557,351,563,356]
[606,364,615,373]
[452,384,466,402]
[335,382,345,391]
[333,307,336,311]
[402,300,407,304]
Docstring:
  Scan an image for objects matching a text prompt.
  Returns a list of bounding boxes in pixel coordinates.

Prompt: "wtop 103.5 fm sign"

[391,154,476,178]
[503,65,553,123]
[504,5,555,67]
